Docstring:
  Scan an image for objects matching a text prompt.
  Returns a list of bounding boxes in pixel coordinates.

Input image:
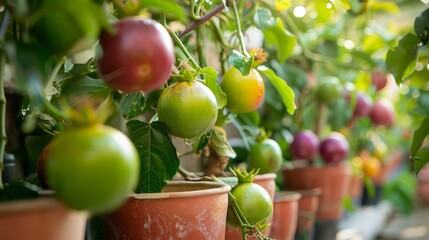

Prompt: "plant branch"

[315,103,328,137]
[196,27,206,67]
[179,4,225,38]
[231,0,248,56]
[178,165,199,179]
[42,59,71,121]
[164,15,200,69]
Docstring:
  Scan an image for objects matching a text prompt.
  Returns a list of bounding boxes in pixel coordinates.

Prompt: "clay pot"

[0,197,87,240]
[102,181,230,240]
[372,149,404,185]
[225,173,276,240]
[282,164,350,221]
[295,188,322,233]
[417,164,429,205]
[348,175,363,199]
[269,191,301,240]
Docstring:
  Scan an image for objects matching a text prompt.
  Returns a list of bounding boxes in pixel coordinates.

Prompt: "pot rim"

[290,188,323,197]
[0,196,75,214]
[130,181,231,200]
[254,173,277,181]
[281,162,350,172]
[274,191,301,202]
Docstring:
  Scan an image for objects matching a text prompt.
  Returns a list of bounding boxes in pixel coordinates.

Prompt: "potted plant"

[0,1,298,240]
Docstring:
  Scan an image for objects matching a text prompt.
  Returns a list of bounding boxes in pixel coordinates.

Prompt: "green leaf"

[199,67,227,109]
[386,33,420,84]
[253,7,276,30]
[410,117,429,159]
[192,130,213,152]
[342,196,356,213]
[415,9,429,45]
[210,126,237,158]
[0,181,40,202]
[60,76,111,100]
[7,43,55,110]
[116,92,145,120]
[415,146,429,174]
[126,120,180,193]
[382,172,416,215]
[216,176,238,189]
[140,0,187,22]
[371,1,400,13]
[257,66,296,115]
[363,176,375,199]
[263,18,297,63]
[229,50,253,76]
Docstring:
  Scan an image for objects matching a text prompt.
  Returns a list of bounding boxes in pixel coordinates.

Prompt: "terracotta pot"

[348,175,363,199]
[417,165,429,205]
[103,181,230,240]
[372,149,404,185]
[295,188,322,233]
[269,191,301,240]
[0,197,87,240]
[225,173,276,240]
[282,164,350,221]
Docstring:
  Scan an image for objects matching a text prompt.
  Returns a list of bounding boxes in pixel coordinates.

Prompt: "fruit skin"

[351,92,372,118]
[290,130,320,160]
[221,67,265,113]
[31,0,102,55]
[226,182,273,230]
[97,17,175,93]
[363,157,381,178]
[46,124,139,214]
[315,76,342,104]
[37,144,52,189]
[319,132,349,164]
[371,71,388,91]
[248,139,283,174]
[157,81,218,139]
[369,98,395,127]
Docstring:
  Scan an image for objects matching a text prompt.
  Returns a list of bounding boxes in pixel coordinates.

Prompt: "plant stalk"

[231,0,248,56]
[164,16,200,69]
[178,4,225,38]
[42,58,71,121]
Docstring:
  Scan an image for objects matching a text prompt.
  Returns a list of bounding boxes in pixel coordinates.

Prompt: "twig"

[178,4,225,38]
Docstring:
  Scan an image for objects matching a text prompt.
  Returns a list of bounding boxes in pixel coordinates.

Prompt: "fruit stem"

[42,59,71,121]
[178,4,225,38]
[196,27,206,67]
[231,0,249,57]
[163,15,200,70]
[228,114,251,151]
[213,176,266,238]
[315,103,328,137]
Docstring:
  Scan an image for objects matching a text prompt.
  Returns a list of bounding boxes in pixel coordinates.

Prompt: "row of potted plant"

[0,0,425,240]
